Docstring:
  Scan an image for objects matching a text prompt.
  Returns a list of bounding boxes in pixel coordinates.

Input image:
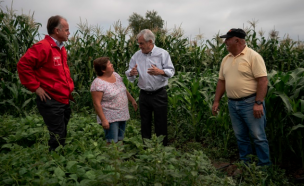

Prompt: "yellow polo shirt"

[219,46,267,99]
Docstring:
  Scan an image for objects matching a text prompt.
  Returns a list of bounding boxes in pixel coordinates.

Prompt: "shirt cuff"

[163,69,173,78]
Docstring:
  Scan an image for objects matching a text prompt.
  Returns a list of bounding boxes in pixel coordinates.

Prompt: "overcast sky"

[2,0,304,41]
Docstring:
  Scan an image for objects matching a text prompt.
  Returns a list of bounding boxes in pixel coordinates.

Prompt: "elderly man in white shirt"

[125,29,175,146]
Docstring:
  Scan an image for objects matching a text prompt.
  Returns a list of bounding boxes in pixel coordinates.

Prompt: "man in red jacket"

[17,15,74,151]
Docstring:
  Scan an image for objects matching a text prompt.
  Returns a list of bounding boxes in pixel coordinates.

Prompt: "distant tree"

[128,10,164,35]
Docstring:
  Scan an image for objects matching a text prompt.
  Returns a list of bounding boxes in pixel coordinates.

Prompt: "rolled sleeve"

[162,52,175,78]
[163,68,174,78]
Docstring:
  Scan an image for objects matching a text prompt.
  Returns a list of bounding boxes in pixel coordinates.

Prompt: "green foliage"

[2,3,304,184]
[266,68,304,167]
[246,28,304,72]
[234,162,292,186]
[128,10,164,35]
[167,71,236,158]
[0,69,36,116]
[65,20,137,112]
[165,68,304,168]
[0,114,237,186]
[0,4,41,76]
[0,4,40,116]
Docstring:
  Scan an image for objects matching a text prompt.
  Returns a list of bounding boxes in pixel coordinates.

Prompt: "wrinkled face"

[103,60,114,74]
[224,37,238,53]
[55,19,70,43]
[137,36,153,54]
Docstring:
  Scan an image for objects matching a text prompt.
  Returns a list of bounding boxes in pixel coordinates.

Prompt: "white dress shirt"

[50,36,64,49]
[125,45,175,91]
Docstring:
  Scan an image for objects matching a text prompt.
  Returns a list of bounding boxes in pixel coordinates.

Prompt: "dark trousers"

[36,97,71,151]
[139,88,168,146]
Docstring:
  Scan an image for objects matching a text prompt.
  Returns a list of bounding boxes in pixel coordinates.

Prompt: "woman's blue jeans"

[104,121,126,143]
[228,96,271,166]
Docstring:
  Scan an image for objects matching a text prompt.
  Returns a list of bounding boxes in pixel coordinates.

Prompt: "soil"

[282,163,304,184]
[170,139,304,183]
[210,145,304,183]
[211,161,241,177]
[211,160,304,184]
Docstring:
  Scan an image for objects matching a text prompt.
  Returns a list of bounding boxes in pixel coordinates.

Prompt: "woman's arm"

[91,91,109,129]
[126,90,138,111]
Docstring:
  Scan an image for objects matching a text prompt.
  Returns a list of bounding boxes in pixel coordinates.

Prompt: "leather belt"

[140,87,165,95]
[228,93,256,101]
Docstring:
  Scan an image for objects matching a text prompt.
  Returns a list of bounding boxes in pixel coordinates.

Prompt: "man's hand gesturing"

[148,64,165,76]
[130,64,138,76]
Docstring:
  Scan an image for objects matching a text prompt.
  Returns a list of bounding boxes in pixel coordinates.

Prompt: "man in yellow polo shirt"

[212,28,271,166]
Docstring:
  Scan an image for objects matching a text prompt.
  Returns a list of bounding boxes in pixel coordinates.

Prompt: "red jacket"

[17,35,74,104]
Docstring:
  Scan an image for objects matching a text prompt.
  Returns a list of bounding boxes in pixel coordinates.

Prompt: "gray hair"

[47,15,67,34]
[136,29,155,44]
[56,17,67,30]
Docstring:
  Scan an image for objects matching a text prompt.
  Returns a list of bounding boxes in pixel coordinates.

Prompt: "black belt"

[228,93,256,101]
[140,87,165,95]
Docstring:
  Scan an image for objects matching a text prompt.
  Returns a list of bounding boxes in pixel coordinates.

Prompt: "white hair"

[136,29,155,44]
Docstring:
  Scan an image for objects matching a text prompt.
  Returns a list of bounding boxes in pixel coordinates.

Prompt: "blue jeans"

[228,96,271,166]
[104,121,126,143]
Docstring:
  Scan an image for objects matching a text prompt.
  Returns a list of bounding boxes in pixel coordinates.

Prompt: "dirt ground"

[212,161,240,177]
[212,160,304,184]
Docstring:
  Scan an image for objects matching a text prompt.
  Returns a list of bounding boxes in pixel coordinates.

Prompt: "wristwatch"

[255,100,263,105]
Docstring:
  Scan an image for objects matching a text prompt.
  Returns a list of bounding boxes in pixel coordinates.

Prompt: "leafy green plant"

[234,162,292,186]
[0,114,237,186]
[0,5,41,73]
[0,70,36,116]
[266,68,304,166]
[2,2,304,181]
[0,4,40,115]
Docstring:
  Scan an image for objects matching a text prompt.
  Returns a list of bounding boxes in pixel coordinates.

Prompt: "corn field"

[1,4,304,185]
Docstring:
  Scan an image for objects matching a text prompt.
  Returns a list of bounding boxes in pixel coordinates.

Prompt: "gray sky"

[2,0,304,41]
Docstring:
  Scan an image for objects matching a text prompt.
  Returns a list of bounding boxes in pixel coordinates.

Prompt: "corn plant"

[0,4,40,115]
[246,28,304,72]
[266,68,304,167]
[2,1,304,171]
[0,5,41,77]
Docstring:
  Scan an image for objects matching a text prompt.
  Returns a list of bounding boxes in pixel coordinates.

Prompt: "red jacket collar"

[44,35,60,48]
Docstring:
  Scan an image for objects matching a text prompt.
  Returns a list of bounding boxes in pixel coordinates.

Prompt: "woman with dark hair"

[90,57,137,144]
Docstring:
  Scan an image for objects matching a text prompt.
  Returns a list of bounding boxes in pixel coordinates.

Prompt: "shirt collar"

[50,36,64,49]
[228,45,248,57]
[147,45,156,56]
